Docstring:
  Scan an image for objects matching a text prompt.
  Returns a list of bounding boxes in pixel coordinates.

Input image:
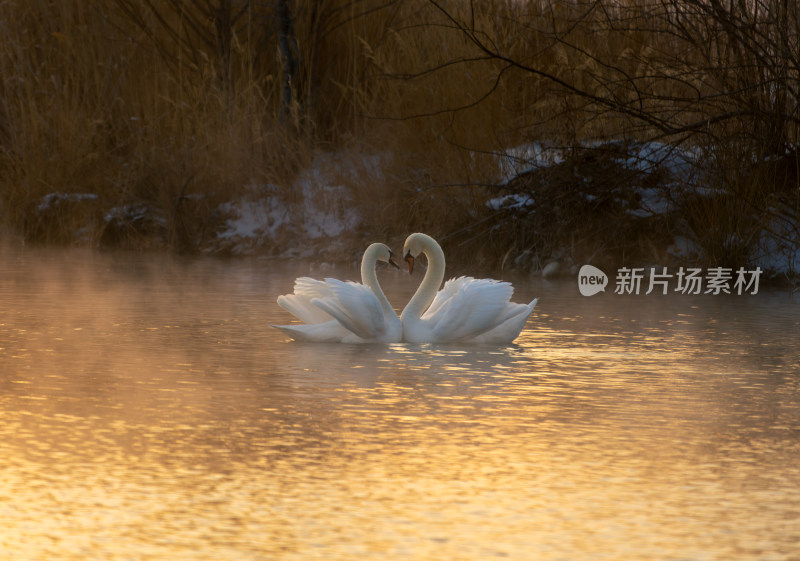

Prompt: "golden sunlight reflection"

[1,247,799,560]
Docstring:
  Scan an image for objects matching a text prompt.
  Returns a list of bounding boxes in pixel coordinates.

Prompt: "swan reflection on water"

[273,233,538,345]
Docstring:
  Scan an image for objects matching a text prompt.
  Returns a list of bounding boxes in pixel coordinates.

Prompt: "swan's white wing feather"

[292,277,336,299]
[422,276,473,319]
[277,293,333,324]
[275,277,339,324]
[468,298,538,344]
[425,277,516,341]
[311,279,386,340]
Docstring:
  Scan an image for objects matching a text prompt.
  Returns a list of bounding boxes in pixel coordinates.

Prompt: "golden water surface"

[1,247,798,560]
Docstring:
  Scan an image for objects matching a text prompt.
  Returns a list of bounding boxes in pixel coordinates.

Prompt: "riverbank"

[10,141,799,287]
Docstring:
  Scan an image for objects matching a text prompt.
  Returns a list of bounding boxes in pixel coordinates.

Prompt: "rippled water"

[1,246,799,560]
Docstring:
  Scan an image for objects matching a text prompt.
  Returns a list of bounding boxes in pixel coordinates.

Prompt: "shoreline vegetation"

[1,1,798,283]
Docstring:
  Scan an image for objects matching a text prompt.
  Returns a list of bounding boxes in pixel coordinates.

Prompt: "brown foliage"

[0,0,796,273]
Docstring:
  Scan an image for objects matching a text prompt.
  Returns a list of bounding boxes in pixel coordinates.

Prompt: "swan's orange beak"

[404,253,415,274]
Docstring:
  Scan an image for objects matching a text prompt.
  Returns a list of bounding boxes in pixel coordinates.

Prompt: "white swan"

[400,233,538,344]
[272,243,402,343]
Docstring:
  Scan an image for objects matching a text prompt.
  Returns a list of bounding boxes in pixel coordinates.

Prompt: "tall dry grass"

[0,0,377,247]
[358,0,798,268]
[0,0,797,269]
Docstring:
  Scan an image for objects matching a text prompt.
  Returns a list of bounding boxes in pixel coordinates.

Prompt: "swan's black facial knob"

[387,250,400,270]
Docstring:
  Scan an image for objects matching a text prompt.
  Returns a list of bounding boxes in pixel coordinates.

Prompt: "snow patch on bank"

[497,143,565,184]
[487,193,535,211]
[38,192,98,212]
[216,152,384,255]
[493,140,799,278]
[752,213,800,277]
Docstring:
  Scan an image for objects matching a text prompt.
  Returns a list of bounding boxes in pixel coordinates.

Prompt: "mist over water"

[1,246,798,560]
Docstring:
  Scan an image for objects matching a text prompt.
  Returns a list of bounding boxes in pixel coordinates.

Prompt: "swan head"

[402,232,438,274]
[365,242,400,270]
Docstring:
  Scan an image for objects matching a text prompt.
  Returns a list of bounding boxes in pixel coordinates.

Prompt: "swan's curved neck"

[361,248,393,314]
[401,238,445,320]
